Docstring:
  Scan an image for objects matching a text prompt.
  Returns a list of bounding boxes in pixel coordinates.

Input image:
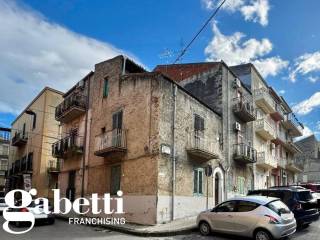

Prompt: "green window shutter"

[199,170,203,194]
[193,169,198,194]
[103,78,109,97]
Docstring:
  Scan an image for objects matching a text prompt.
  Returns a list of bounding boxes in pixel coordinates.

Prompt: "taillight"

[265,215,280,224]
[20,208,29,212]
[293,203,302,210]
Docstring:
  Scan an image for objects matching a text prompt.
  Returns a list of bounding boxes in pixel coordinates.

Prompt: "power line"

[173,0,227,64]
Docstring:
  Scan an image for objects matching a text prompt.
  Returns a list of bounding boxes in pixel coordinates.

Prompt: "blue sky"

[0,0,319,139]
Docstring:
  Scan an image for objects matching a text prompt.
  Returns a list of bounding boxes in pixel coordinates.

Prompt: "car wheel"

[199,221,211,236]
[254,229,272,240]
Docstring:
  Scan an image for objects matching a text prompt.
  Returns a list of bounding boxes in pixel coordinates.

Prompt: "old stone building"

[7,87,63,198]
[295,135,320,183]
[0,127,10,191]
[231,64,303,187]
[155,62,256,199]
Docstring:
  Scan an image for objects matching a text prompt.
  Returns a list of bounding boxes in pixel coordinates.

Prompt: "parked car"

[248,187,319,227]
[197,196,296,240]
[8,200,55,226]
[299,183,320,193]
[0,197,8,214]
[311,191,320,210]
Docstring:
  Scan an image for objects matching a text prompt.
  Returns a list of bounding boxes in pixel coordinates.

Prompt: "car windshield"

[296,191,313,201]
[267,200,290,215]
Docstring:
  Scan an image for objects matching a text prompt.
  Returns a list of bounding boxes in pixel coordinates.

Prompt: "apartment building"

[295,135,320,183]
[0,127,11,191]
[53,56,224,224]
[7,87,63,198]
[231,64,303,188]
[155,62,256,199]
[52,72,93,202]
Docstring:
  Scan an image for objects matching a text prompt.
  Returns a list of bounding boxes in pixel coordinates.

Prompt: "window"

[112,111,123,130]
[193,168,204,195]
[103,78,109,97]
[215,201,237,212]
[111,165,121,195]
[22,123,26,137]
[236,201,260,212]
[237,176,245,195]
[194,114,204,132]
[267,200,290,215]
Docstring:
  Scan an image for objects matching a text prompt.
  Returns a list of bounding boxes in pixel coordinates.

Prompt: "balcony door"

[67,171,76,202]
[112,111,123,147]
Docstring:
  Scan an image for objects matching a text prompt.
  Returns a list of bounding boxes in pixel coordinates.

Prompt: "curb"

[55,215,197,237]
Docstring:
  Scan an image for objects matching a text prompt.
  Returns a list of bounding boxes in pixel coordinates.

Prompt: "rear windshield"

[296,191,313,201]
[267,200,290,215]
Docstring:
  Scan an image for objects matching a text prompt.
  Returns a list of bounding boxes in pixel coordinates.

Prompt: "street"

[0,217,319,240]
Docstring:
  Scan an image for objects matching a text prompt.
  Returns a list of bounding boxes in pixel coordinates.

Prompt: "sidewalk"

[56,214,197,237]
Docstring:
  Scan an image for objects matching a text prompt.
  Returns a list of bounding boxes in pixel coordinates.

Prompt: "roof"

[228,196,278,205]
[11,87,64,125]
[154,62,220,82]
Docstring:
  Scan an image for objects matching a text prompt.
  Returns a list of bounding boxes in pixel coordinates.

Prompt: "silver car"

[197,196,296,240]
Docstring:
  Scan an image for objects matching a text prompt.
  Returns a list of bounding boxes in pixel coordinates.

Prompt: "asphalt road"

[0,217,319,240]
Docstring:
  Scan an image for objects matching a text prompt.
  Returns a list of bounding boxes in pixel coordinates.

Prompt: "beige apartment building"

[7,87,63,198]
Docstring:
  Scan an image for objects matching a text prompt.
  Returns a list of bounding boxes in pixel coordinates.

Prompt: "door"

[210,200,237,233]
[112,111,123,147]
[66,171,76,202]
[110,165,121,195]
[215,173,220,206]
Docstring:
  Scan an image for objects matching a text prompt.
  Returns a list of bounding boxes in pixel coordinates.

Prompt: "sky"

[0,0,319,140]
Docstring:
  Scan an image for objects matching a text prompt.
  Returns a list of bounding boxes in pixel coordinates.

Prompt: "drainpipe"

[122,56,127,75]
[171,84,177,221]
[225,66,231,200]
[80,75,91,213]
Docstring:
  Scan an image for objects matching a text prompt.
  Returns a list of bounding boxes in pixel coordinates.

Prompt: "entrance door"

[67,171,76,202]
[110,165,121,195]
[215,173,220,206]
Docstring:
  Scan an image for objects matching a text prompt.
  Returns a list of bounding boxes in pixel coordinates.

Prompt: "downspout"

[122,56,127,75]
[80,75,90,212]
[172,84,177,221]
[225,66,231,200]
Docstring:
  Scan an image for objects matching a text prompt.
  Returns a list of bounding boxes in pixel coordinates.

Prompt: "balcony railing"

[254,88,276,113]
[11,131,28,147]
[47,160,61,173]
[256,152,277,169]
[284,139,302,154]
[94,129,127,157]
[232,97,256,122]
[233,143,257,164]
[186,131,220,162]
[55,92,86,123]
[255,118,276,140]
[283,113,303,137]
[270,103,285,121]
[52,134,84,158]
[277,157,287,169]
[286,159,303,173]
[0,164,8,171]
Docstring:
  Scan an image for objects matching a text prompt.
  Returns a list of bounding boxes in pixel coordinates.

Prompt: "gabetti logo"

[3,189,124,235]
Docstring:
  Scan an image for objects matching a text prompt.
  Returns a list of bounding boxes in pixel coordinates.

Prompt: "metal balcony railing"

[11,131,28,147]
[254,88,276,113]
[232,97,256,122]
[94,129,127,157]
[255,118,275,140]
[48,160,61,173]
[52,134,84,158]
[0,164,8,171]
[233,143,257,163]
[256,152,277,168]
[55,92,86,122]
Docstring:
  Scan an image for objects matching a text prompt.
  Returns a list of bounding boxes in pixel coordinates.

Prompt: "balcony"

[232,97,256,122]
[286,159,303,173]
[0,164,7,171]
[11,131,28,147]
[186,131,219,162]
[272,129,287,146]
[19,154,33,174]
[47,160,61,173]
[233,143,257,164]
[270,104,285,121]
[282,113,303,137]
[55,92,86,123]
[277,158,287,169]
[284,139,302,154]
[255,119,276,140]
[254,88,276,113]
[52,134,83,158]
[94,129,127,158]
[256,152,277,169]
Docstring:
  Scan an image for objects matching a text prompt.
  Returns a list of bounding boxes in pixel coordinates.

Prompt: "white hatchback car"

[197,196,296,240]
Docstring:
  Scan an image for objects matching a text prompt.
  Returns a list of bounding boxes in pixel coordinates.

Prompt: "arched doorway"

[213,167,224,206]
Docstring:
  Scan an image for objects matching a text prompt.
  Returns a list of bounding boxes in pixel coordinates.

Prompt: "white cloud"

[240,0,270,26]
[295,125,314,141]
[253,56,288,78]
[292,92,320,115]
[0,0,134,115]
[279,89,286,95]
[308,76,319,83]
[205,23,287,77]
[202,0,270,26]
[289,51,320,82]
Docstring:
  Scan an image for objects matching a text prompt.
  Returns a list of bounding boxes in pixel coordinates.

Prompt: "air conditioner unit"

[234,122,241,131]
[233,78,241,88]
